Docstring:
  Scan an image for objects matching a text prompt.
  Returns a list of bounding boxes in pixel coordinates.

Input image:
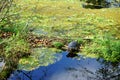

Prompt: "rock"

[67,41,79,52]
[105,0,120,8]
[82,0,120,8]
[67,41,80,57]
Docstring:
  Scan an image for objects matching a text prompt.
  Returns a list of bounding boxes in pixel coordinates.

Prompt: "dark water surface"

[8,52,120,80]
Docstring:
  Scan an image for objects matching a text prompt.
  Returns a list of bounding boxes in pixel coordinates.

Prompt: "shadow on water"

[8,51,120,80]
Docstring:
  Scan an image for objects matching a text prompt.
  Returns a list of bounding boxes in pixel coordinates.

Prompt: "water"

[31,29,47,36]
[8,51,120,80]
[0,57,5,72]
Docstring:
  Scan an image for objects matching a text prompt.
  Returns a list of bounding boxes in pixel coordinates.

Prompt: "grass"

[13,0,120,61]
[0,32,30,79]
[15,0,120,38]
[0,1,31,78]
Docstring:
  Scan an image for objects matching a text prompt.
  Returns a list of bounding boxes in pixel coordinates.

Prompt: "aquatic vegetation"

[18,48,62,70]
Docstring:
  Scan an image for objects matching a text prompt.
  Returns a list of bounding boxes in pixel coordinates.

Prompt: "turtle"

[67,41,80,57]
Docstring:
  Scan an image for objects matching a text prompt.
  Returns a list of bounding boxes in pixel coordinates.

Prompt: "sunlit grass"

[15,0,120,38]
[14,0,120,62]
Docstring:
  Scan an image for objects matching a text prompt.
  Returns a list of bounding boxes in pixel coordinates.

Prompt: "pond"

[8,51,120,80]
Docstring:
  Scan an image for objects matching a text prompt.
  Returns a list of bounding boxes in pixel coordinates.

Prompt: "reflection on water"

[8,51,120,80]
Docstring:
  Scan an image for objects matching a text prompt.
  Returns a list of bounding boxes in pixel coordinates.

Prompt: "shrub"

[52,41,64,49]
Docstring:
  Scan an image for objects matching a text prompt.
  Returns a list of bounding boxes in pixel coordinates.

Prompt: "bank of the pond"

[0,32,30,80]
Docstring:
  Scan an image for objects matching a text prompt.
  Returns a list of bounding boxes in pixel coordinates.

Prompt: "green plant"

[102,39,120,62]
[77,38,83,44]
[4,33,30,57]
[52,41,64,49]
[84,34,120,62]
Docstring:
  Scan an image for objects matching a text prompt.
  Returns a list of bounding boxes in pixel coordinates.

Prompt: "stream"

[8,51,120,80]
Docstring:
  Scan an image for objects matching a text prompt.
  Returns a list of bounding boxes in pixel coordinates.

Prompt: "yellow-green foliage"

[14,0,120,62]
[14,0,120,38]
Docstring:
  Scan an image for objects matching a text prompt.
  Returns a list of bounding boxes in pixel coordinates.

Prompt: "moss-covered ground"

[14,0,120,70]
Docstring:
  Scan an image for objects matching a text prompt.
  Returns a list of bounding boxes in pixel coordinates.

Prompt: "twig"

[17,70,32,80]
